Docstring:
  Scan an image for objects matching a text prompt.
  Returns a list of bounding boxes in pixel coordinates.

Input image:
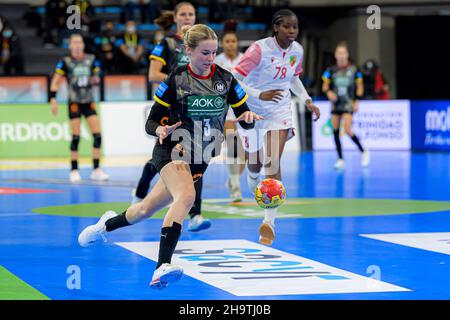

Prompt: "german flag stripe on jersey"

[150,55,167,66]
[153,95,170,107]
[356,71,363,83]
[55,61,65,75]
[149,44,166,65]
[93,60,101,74]
[230,93,248,108]
[322,69,331,83]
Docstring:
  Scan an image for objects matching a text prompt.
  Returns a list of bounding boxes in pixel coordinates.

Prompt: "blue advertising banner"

[411,101,450,151]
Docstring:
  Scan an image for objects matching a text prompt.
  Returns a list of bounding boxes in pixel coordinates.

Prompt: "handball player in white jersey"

[232,9,320,245]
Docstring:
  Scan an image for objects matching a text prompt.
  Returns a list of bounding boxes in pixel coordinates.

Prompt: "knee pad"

[70,135,80,151]
[93,133,102,149]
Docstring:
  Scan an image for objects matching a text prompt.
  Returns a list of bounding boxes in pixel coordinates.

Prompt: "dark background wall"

[396,15,450,99]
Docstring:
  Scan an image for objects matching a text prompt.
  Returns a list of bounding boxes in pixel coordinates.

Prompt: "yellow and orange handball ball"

[254,178,286,209]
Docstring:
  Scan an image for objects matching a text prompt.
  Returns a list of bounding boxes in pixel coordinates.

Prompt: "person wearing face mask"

[1,27,25,75]
[361,59,390,100]
[130,2,213,233]
[116,20,145,74]
[322,41,369,170]
[94,20,117,74]
[153,29,164,44]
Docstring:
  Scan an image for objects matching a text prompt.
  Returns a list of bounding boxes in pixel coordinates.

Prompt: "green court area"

[0,266,50,300]
[33,198,450,219]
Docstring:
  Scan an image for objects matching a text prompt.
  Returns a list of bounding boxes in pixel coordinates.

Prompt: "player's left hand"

[306,99,320,121]
[234,111,264,123]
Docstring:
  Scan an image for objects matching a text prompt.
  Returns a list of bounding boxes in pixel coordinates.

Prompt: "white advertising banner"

[312,100,411,150]
[100,102,156,156]
[100,100,301,157]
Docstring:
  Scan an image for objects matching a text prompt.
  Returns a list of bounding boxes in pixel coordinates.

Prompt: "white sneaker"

[259,221,275,246]
[226,178,242,203]
[361,151,370,167]
[90,168,109,181]
[334,159,345,170]
[187,214,211,232]
[130,188,144,205]
[78,210,118,247]
[247,173,260,195]
[69,170,82,183]
[150,263,183,290]
[231,191,243,203]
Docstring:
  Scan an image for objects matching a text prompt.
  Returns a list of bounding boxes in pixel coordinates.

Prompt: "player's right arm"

[148,41,169,83]
[145,75,180,144]
[49,60,67,116]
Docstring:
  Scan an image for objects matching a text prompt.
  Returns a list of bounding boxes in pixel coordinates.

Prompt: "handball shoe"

[259,221,275,246]
[78,210,117,247]
[150,264,183,290]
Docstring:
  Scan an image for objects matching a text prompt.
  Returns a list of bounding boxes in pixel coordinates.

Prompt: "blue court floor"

[1,150,449,300]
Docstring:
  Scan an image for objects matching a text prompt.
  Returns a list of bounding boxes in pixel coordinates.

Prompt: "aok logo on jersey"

[116,240,409,296]
[188,95,226,117]
[178,55,190,66]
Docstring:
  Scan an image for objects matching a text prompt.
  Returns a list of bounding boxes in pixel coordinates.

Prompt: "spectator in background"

[145,29,165,59]
[116,20,145,74]
[124,0,159,24]
[361,59,390,100]
[153,29,165,44]
[71,0,96,32]
[44,0,67,46]
[147,16,171,56]
[94,20,117,74]
[1,27,25,75]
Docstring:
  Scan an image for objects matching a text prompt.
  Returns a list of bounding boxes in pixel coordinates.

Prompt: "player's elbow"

[148,74,159,83]
[145,119,158,136]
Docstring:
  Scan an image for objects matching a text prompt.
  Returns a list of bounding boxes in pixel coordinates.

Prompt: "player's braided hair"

[271,9,297,36]
[221,19,238,40]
